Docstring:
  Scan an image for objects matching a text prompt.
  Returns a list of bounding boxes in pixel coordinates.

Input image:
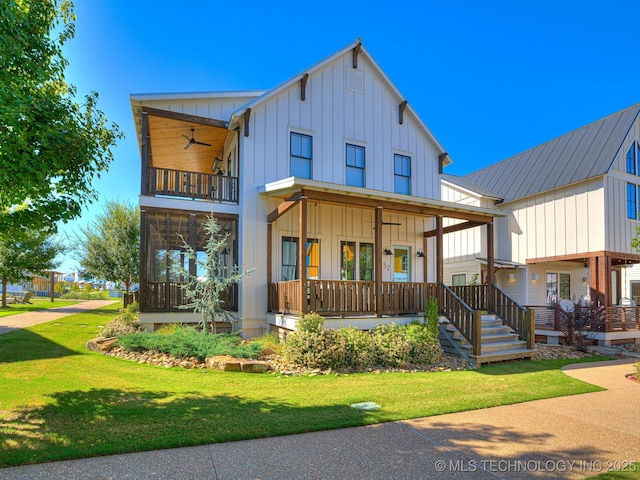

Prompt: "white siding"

[496,178,605,264]
[142,97,256,121]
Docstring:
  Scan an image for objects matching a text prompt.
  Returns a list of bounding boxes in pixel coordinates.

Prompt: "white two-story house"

[130,41,532,363]
[443,103,640,345]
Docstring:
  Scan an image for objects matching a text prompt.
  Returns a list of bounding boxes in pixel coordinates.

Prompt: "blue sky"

[57,0,640,271]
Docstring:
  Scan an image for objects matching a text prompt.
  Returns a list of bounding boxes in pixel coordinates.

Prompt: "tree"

[631,225,640,253]
[173,216,253,334]
[0,227,64,307]
[76,200,139,293]
[0,0,123,234]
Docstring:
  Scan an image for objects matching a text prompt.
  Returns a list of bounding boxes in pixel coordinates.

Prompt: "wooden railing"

[439,283,482,356]
[268,280,302,314]
[144,167,238,203]
[141,281,238,312]
[267,280,439,317]
[602,306,640,331]
[124,291,139,308]
[492,286,534,349]
[449,285,487,310]
[529,304,640,335]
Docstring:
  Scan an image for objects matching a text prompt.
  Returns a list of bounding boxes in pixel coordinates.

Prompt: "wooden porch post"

[139,210,147,311]
[589,255,598,305]
[188,214,196,278]
[141,111,150,195]
[423,234,428,283]
[599,254,612,306]
[299,196,308,314]
[487,222,495,312]
[375,206,383,317]
[436,216,443,284]
[267,223,272,286]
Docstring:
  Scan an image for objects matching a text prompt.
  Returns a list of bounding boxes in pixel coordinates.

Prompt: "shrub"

[282,327,345,370]
[337,326,375,370]
[99,301,144,338]
[372,323,412,367]
[117,328,262,361]
[252,331,283,355]
[296,312,325,334]
[405,322,442,365]
[423,296,440,339]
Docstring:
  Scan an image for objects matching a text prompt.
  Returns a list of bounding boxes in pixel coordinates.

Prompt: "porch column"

[487,222,495,312]
[267,223,272,286]
[139,210,147,311]
[141,111,150,195]
[299,196,308,313]
[589,255,598,305]
[422,233,428,283]
[188,214,196,278]
[375,206,383,317]
[436,216,443,284]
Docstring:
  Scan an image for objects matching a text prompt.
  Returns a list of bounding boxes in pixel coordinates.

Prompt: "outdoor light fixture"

[416,249,425,258]
[582,277,588,285]
[532,273,539,282]
[508,272,516,282]
[383,246,392,256]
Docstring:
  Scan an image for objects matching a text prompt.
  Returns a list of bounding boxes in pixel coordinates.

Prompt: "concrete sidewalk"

[0,358,637,479]
[0,300,117,335]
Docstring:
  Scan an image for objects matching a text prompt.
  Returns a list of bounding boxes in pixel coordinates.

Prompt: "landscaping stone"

[86,337,119,353]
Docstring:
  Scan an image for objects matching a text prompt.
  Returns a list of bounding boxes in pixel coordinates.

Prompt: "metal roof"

[441,173,502,201]
[464,103,640,203]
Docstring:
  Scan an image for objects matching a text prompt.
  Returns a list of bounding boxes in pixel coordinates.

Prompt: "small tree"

[76,200,139,293]
[172,216,252,334]
[0,227,64,307]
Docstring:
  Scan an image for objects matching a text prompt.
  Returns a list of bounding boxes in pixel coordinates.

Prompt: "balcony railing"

[141,281,238,312]
[144,167,238,203]
[529,305,640,333]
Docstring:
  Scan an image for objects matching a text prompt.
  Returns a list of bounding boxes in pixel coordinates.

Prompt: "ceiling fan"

[182,128,211,149]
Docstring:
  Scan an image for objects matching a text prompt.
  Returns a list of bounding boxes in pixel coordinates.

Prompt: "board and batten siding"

[237,50,444,321]
[143,97,257,122]
[496,178,605,264]
[441,182,485,263]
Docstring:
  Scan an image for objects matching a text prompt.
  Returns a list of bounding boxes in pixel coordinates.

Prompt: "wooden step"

[480,339,527,353]
[471,349,535,366]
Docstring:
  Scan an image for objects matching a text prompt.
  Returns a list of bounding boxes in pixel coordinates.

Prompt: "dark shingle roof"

[464,103,640,202]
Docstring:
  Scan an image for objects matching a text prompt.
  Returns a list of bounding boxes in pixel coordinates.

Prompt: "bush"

[117,327,263,361]
[282,314,442,370]
[423,296,440,339]
[99,301,144,338]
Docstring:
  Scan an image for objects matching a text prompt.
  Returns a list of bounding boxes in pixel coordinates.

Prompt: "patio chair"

[559,298,574,312]
[14,292,33,304]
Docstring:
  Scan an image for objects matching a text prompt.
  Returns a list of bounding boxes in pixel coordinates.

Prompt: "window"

[394,154,411,194]
[340,241,374,280]
[281,236,319,280]
[340,241,356,280]
[628,183,637,220]
[628,143,637,175]
[631,281,640,306]
[346,144,365,187]
[359,243,374,281]
[546,272,571,306]
[452,274,466,286]
[290,133,312,178]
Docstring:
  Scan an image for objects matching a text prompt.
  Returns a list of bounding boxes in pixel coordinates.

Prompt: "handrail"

[439,283,482,356]
[145,166,239,203]
[492,286,534,349]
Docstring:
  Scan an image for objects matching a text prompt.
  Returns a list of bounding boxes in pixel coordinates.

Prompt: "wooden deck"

[143,166,239,203]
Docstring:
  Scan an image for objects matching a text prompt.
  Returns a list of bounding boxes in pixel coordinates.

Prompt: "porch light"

[531,273,538,282]
[384,247,392,256]
[416,249,425,258]
[582,277,588,285]
[508,272,516,282]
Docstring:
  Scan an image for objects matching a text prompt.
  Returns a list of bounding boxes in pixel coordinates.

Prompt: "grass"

[0,302,611,467]
[0,298,81,318]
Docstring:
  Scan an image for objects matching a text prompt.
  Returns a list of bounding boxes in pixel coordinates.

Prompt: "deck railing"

[492,287,534,349]
[529,304,640,335]
[267,280,439,317]
[439,284,482,356]
[144,167,238,203]
[449,285,487,310]
[141,281,238,312]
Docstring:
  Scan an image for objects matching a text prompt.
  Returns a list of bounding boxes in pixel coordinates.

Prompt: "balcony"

[144,167,238,203]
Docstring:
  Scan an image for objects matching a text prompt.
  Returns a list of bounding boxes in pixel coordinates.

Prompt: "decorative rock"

[86,337,119,353]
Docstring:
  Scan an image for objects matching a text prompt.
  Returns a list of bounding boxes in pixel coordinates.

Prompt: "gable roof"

[464,103,640,202]
[441,173,502,201]
[229,41,451,162]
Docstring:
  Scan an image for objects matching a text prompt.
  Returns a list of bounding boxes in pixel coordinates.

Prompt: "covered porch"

[262,178,505,319]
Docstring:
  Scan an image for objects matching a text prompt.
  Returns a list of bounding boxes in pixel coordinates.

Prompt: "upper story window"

[290,132,312,179]
[345,144,365,187]
[627,182,637,220]
[394,154,411,195]
[627,143,637,175]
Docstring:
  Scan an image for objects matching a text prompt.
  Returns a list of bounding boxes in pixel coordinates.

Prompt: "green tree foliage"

[631,225,640,253]
[76,200,139,293]
[0,227,64,307]
[0,0,123,233]
[172,216,253,334]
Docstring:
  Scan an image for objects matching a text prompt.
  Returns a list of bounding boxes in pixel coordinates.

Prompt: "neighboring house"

[443,103,640,345]
[131,40,522,363]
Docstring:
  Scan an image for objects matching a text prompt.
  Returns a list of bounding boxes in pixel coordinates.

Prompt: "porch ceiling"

[526,251,640,266]
[261,177,505,222]
[144,108,231,174]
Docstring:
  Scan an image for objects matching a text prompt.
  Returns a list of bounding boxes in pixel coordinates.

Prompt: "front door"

[393,246,410,282]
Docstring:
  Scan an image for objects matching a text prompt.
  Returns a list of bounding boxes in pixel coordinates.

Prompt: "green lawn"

[0,303,610,467]
[0,298,81,318]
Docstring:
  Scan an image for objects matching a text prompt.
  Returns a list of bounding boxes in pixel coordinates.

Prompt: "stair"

[440,314,535,366]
